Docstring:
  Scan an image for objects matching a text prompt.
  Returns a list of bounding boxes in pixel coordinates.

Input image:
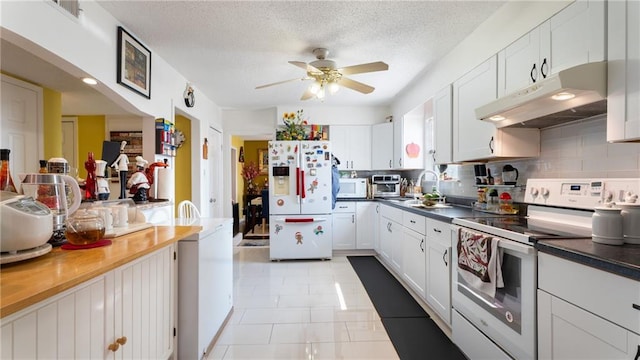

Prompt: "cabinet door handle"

[389,159,392,168]
[352,214,355,223]
[432,151,436,163]
[634,345,640,360]
[399,158,402,167]
[540,58,548,78]
[633,303,640,311]
[410,220,416,224]
[530,63,537,83]
[443,249,448,266]
[489,136,494,154]
[420,238,425,252]
[433,228,442,233]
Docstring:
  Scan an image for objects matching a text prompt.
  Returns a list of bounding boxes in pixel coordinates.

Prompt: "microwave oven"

[337,178,368,199]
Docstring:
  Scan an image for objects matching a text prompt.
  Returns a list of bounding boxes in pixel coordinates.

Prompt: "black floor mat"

[348,255,466,360]
[347,256,427,318]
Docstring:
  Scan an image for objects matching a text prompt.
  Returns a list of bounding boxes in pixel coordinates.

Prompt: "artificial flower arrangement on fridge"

[276,109,327,140]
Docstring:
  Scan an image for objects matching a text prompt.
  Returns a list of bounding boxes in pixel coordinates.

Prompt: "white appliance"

[450,178,640,360]
[476,62,607,129]
[0,191,54,264]
[268,140,333,260]
[337,178,367,199]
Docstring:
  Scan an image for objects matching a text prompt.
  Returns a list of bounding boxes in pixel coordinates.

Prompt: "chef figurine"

[127,156,150,203]
[111,141,129,199]
[95,159,110,200]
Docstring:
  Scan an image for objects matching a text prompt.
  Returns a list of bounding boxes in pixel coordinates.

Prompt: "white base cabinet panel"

[425,219,452,326]
[402,227,426,297]
[0,245,176,360]
[356,202,375,249]
[332,212,356,250]
[178,221,233,360]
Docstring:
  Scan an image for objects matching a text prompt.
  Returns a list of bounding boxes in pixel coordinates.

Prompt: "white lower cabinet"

[425,219,452,325]
[178,221,233,360]
[379,204,402,269]
[356,202,375,249]
[538,252,640,359]
[333,202,356,250]
[402,228,426,297]
[0,245,176,360]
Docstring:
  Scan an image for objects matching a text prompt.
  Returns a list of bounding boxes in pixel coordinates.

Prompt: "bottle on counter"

[0,149,17,193]
[487,168,494,185]
[39,160,48,173]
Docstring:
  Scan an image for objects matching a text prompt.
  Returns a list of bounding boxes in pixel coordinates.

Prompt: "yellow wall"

[77,115,106,178]
[231,135,244,205]
[42,88,62,159]
[174,115,192,213]
[243,140,268,190]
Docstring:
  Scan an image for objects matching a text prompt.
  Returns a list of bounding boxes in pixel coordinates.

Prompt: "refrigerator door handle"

[296,167,301,204]
[282,217,328,223]
[301,170,306,199]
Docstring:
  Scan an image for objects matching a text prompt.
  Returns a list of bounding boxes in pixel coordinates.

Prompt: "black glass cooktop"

[459,216,590,240]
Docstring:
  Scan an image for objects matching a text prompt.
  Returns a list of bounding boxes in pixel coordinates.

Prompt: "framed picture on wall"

[117,26,151,98]
[258,148,268,174]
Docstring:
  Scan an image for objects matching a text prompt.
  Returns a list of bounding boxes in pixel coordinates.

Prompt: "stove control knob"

[604,190,614,203]
[530,187,539,197]
[540,187,550,197]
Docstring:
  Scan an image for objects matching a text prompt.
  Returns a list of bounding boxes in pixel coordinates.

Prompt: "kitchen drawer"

[426,218,451,247]
[334,202,356,213]
[538,252,640,334]
[380,204,403,223]
[403,211,426,235]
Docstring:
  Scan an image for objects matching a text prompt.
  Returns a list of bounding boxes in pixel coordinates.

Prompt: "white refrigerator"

[268,140,333,260]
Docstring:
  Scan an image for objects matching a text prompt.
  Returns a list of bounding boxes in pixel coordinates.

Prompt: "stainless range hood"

[476,62,607,129]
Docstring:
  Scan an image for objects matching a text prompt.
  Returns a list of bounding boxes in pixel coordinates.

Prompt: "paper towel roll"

[156,168,173,200]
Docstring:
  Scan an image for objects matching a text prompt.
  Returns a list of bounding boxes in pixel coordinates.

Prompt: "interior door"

[208,127,223,217]
[61,117,78,171]
[1,75,42,185]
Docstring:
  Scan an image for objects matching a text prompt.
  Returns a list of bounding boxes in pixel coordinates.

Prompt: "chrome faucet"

[415,169,440,201]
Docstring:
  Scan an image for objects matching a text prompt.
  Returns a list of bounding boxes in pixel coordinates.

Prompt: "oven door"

[451,225,537,360]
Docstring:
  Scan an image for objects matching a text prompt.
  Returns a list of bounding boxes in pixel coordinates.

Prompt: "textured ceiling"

[95,0,506,110]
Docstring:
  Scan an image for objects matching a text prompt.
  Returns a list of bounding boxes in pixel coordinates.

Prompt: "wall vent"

[52,0,79,17]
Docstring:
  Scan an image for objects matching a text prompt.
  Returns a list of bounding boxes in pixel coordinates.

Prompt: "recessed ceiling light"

[551,92,575,101]
[82,77,98,85]
[489,115,506,121]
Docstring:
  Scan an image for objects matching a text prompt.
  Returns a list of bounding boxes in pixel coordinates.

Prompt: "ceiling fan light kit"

[255,48,388,101]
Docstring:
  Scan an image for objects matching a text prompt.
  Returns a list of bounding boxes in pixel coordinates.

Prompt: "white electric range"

[450,178,640,360]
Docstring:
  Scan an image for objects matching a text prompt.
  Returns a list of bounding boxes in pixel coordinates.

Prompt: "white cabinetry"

[432,85,453,165]
[498,0,605,97]
[402,211,426,297]
[425,219,452,325]
[330,125,371,170]
[178,220,233,360]
[356,202,375,249]
[453,55,539,162]
[379,204,402,270]
[371,122,394,170]
[332,202,357,250]
[537,252,640,359]
[0,245,176,360]
[608,0,640,142]
[394,108,425,169]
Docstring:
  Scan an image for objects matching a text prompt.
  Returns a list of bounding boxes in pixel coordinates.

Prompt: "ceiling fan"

[255,48,389,100]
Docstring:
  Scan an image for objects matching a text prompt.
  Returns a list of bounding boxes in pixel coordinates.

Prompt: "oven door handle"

[451,225,534,255]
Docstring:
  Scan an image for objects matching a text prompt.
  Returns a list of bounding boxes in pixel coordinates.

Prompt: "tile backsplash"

[440,115,640,201]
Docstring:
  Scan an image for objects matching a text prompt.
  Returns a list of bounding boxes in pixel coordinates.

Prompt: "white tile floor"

[209,241,400,360]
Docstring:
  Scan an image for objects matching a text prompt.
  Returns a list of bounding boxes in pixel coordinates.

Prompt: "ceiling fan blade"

[340,61,389,75]
[288,61,323,75]
[300,88,315,101]
[255,78,307,89]
[338,77,375,94]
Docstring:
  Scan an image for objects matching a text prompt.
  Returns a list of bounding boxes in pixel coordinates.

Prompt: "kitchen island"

[0,225,201,359]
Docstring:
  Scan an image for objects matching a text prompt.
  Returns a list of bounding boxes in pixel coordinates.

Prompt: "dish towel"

[457,228,504,298]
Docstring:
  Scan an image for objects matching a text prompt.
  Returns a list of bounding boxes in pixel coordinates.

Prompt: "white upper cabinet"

[607,0,640,142]
[454,55,540,162]
[432,85,453,165]
[371,122,394,170]
[330,125,372,170]
[498,0,606,97]
[394,106,426,169]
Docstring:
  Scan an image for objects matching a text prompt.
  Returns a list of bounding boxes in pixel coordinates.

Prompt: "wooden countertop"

[0,225,201,318]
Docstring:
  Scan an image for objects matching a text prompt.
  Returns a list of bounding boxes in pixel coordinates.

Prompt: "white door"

[208,127,223,217]
[61,117,78,171]
[332,212,356,250]
[1,75,43,184]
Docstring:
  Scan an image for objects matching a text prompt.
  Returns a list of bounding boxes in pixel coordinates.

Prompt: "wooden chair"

[178,200,201,219]
[261,189,269,232]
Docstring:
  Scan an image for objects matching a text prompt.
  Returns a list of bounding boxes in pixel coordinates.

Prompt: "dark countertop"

[535,239,640,281]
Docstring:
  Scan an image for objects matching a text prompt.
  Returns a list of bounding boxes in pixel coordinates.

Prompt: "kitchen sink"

[387,198,453,209]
